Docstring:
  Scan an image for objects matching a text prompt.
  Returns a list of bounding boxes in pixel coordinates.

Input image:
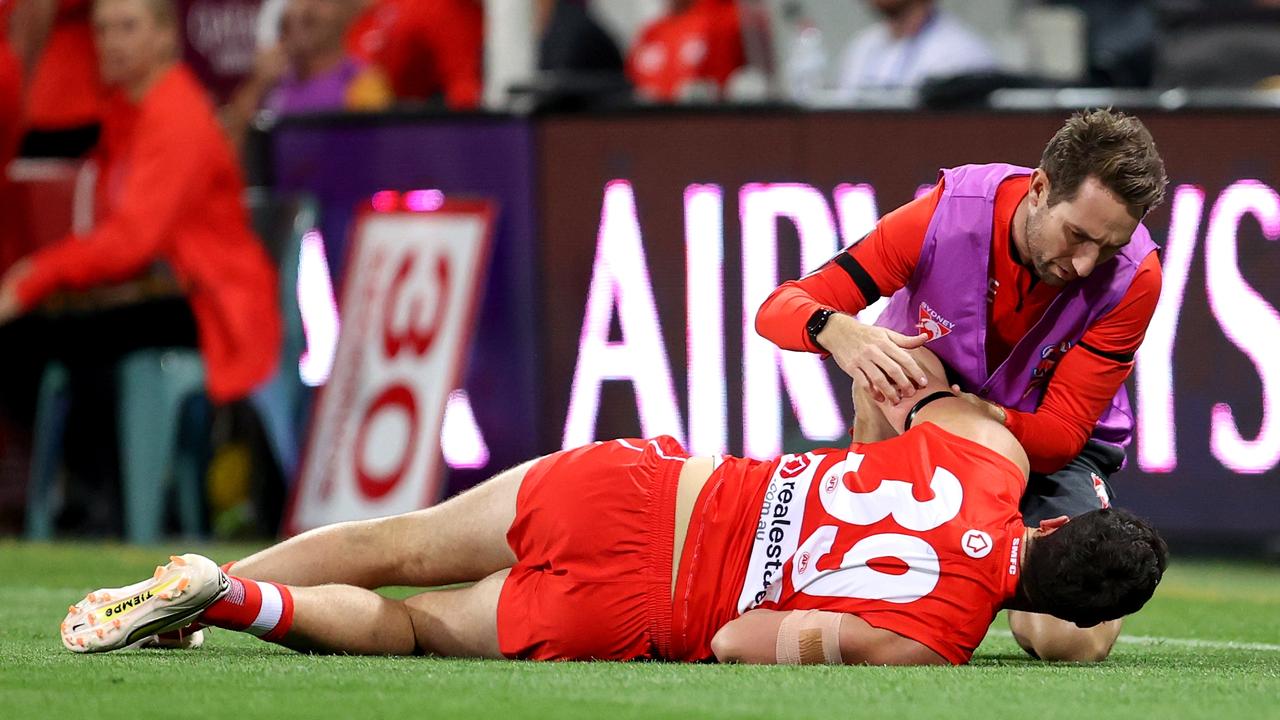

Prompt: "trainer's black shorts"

[1019,439,1125,526]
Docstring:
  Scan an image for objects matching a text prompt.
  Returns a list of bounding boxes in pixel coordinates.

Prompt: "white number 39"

[792,452,963,604]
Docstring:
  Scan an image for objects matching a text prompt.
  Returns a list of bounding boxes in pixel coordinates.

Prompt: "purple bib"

[876,163,1157,448]
[265,58,364,116]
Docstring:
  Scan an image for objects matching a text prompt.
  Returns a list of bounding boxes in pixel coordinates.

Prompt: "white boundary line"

[989,629,1280,652]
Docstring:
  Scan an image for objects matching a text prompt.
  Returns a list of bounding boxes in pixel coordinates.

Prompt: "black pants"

[0,299,198,535]
[1019,439,1126,526]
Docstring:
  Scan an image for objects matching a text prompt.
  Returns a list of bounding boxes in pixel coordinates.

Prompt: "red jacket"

[0,33,23,276]
[17,64,280,403]
[346,0,483,109]
[626,0,745,101]
[24,0,104,130]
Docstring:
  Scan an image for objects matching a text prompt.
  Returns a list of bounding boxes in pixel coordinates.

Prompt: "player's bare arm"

[711,609,946,666]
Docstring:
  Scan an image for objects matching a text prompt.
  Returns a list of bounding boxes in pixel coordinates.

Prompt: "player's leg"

[1008,612,1120,662]
[1008,440,1125,662]
[240,570,506,657]
[212,569,507,656]
[62,554,503,657]
[401,569,507,658]
[256,583,417,655]
[228,459,536,589]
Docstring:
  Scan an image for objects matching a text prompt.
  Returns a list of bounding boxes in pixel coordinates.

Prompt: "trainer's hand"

[0,260,30,325]
[817,313,930,404]
[949,384,1008,425]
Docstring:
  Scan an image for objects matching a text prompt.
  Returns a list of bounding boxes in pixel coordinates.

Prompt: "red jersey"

[0,11,23,275]
[673,423,1026,665]
[755,176,1162,473]
[346,0,482,109]
[626,0,745,101]
[23,0,104,130]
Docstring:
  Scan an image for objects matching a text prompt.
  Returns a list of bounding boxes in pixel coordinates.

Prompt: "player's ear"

[1037,515,1070,536]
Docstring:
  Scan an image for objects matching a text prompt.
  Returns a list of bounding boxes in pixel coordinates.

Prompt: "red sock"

[199,576,295,642]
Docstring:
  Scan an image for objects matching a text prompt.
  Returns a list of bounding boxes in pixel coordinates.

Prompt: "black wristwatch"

[806,308,837,351]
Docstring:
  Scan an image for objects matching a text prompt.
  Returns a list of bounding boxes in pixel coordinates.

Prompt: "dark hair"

[1019,508,1168,628]
[1040,108,1168,217]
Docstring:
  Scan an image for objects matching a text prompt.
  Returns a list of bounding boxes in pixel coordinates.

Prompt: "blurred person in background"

[1050,0,1156,88]
[529,0,629,111]
[9,0,105,157]
[1150,0,1280,89]
[626,0,745,102]
[837,0,998,93]
[0,0,21,149]
[0,0,280,533]
[345,0,482,109]
[1,0,27,246]
[224,0,392,150]
[538,0,623,77]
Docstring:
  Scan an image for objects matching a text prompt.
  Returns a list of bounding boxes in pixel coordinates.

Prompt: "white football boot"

[133,627,207,649]
[61,573,208,650]
[61,554,228,653]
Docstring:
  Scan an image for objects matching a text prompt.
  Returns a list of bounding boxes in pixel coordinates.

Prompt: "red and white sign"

[286,201,494,534]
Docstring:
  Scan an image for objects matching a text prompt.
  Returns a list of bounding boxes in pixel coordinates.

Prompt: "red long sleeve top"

[16,64,281,403]
[24,0,104,130]
[755,177,1162,474]
[626,0,745,101]
[346,0,483,109]
[0,19,23,276]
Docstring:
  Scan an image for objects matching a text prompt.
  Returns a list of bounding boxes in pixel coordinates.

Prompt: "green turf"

[1,540,1277,719]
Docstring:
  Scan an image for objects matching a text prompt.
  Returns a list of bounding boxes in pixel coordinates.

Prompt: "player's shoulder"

[905,417,1029,481]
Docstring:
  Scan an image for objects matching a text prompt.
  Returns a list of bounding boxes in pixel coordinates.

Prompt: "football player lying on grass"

[61,345,1167,665]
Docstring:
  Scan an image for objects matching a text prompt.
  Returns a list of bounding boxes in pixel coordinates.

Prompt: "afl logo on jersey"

[961,529,993,559]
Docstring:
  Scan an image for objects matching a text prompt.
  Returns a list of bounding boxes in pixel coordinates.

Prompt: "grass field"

[2,540,1277,720]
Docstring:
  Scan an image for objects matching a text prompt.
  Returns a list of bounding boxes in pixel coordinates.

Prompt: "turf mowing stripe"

[989,629,1280,652]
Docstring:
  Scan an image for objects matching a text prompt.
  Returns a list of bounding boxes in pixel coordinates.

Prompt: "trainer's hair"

[1019,508,1168,628]
[1040,108,1168,218]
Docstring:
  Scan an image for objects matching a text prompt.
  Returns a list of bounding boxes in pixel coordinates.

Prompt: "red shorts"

[496,436,687,660]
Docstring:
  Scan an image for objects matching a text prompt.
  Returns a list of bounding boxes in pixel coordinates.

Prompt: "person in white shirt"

[838,0,999,92]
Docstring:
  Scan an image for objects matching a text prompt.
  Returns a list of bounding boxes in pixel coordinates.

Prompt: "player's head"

[1023,109,1167,286]
[93,0,179,89]
[1018,507,1168,627]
